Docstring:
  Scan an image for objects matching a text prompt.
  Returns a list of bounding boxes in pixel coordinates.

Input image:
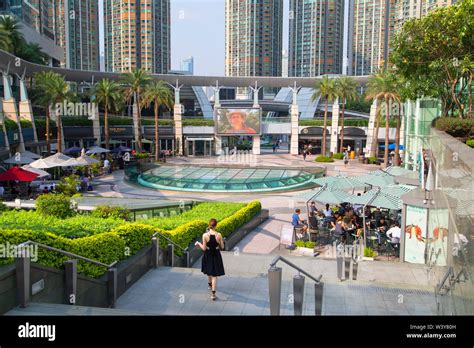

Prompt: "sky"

[99,0,289,76]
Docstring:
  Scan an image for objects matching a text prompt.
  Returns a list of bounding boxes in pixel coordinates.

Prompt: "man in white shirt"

[103,159,110,174]
[386,224,401,244]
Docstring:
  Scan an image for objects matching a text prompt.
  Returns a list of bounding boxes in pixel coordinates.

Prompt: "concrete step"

[5,302,156,316]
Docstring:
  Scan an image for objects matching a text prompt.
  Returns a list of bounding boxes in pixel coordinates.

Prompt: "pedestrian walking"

[303,151,307,161]
[343,150,349,168]
[195,219,225,300]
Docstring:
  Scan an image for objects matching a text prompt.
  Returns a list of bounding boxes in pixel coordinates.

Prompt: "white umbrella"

[21,165,51,178]
[86,146,110,155]
[3,154,36,164]
[29,153,74,169]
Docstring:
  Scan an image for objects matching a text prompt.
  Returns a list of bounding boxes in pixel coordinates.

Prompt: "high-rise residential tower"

[104,0,170,73]
[54,0,100,71]
[225,0,283,77]
[288,0,345,77]
[180,56,194,74]
[349,0,393,76]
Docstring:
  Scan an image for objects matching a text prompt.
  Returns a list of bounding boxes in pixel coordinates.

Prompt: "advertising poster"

[404,205,428,264]
[215,108,261,135]
[427,209,449,266]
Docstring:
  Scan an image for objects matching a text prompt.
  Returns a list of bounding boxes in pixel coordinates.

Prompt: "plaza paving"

[113,251,437,316]
[89,153,379,255]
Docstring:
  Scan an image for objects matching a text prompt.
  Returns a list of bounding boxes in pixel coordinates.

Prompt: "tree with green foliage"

[366,69,401,167]
[0,15,48,64]
[335,76,359,153]
[34,71,58,154]
[312,76,337,156]
[142,81,174,161]
[390,0,473,118]
[121,69,152,152]
[94,79,122,150]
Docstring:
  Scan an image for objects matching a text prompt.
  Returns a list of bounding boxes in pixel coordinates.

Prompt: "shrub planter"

[186,209,269,265]
[293,247,317,257]
[362,256,374,261]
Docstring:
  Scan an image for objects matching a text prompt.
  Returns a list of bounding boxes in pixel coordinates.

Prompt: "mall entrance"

[185,138,214,156]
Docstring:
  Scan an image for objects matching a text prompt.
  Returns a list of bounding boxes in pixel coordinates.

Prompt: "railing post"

[107,268,117,308]
[184,248,190,268]
[151,237,159,268]
[15,248,31,308]
[167,243,174,267]
[345,246,351,280]
[268,266,282,316]
[64,259,77,305]
[352,256,358,280]
[336,243,344,281]
[314,282,324,316]
[293,274,305,316]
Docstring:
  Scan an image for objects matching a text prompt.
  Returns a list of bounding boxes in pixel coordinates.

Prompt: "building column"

[2,72,25,152]
[365,99,378,157]
[174,104,183,156]
[289,83,299,155]
[89,94,101,146]
[290,103,299,155]
[18,78,38,143]
[404,100,413,168]
[213,82,223,155]
[330,98,340,155]
[0,101,10,151]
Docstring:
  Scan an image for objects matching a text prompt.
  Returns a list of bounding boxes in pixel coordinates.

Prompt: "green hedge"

[0,210,123,238]
[145,202,246,230]
[434,117,474,138]
[466,139,474,148]
[36,193,74,219]
[0,229,125,278]
[332,153,344,160]
[216,200,262,238]
[315,155,334,163]
[0,201,262,277]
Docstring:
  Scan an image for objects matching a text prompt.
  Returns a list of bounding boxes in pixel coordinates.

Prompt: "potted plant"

[362,246,377,261]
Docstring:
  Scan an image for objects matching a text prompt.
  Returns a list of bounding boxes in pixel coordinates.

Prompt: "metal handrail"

[152,231,188,252]
[15,240,117,269]
[270,256,322,283]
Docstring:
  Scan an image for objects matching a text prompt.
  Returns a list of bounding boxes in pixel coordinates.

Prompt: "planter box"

[293,247,317,257]
[362,256,374,261]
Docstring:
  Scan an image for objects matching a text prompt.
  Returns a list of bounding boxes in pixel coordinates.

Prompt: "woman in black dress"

[195,219,225,300]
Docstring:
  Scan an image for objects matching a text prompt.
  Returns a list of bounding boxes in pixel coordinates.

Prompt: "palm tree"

[94,79,122,150]
[335,77,359,153]
[312,76,337,156]
[365,69,400,167]
[34,71,58,154]
[16,42,48,65]
[142,81,173,161]
[35,73,74,153]
[121,69,151,152]
[0,24,12,51]
[0,16,22,52]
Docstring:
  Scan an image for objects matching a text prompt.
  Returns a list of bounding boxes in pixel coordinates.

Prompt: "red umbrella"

[0,167,40,182]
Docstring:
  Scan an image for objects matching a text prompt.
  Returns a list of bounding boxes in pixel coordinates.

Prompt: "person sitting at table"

[322,203,333,227]
[331,216,345,236]
[308,212,318,231]
[386,223,401,244]
[42,186,49,194]
[375,216,388,232]
[309,201,318,215]
[291,209,308,237]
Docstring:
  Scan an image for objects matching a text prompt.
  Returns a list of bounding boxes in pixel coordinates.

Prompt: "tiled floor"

[114,267,437,316]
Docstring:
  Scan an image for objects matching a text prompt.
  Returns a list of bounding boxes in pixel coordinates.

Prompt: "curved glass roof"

[137,166,319,193]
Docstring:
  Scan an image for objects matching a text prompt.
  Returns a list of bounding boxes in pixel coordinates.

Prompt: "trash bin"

[350,151,356,159]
